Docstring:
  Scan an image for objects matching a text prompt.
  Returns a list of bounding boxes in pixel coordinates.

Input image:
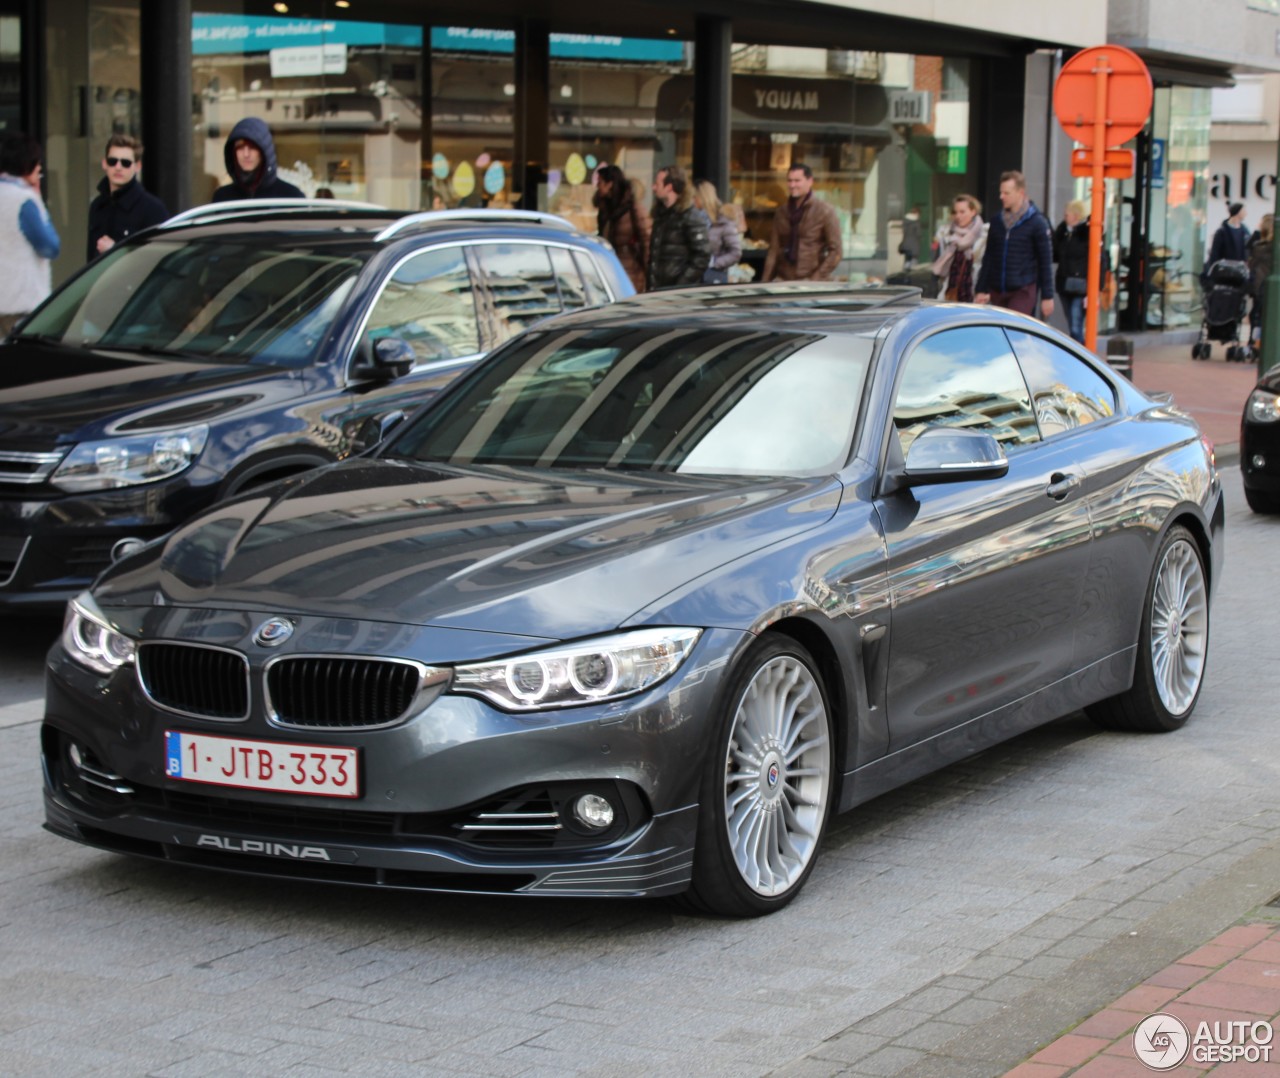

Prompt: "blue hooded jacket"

[975,200,1054,300]
[212,117,305,202]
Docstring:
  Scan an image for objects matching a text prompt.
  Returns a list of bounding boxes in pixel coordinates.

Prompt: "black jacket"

[212,117,305,203]
[1206,220,1249,273]
[1052,219,1109,294]
[87,176,168,261]
[646,198,710,290]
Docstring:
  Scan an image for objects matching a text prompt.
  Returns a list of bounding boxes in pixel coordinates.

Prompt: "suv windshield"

[20,235,368,367]
[386,324,873,476]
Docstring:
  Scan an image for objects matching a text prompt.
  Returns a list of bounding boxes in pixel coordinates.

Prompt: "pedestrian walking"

[1205,201,1249,283]
[1248,212,1273,348]
[212,117,304,202]
[593,164,650,294]
[87,135,168,261]
[762,163,842,282]
[694,179,743,285]
[646,164,710,290]
[0,132,59,337]
[899,204,922,270]
[931,193,985,302]
[974,170,1054,319]
[1052,199,1108,344]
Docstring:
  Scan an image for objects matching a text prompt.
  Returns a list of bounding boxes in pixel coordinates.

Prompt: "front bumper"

[42,618,747,899]
[0,478,208,611]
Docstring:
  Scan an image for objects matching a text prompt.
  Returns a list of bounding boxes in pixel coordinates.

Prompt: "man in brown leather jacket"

[763,164,843,281]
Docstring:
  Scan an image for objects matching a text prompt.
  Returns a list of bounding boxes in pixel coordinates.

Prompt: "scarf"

[931,215,984,279]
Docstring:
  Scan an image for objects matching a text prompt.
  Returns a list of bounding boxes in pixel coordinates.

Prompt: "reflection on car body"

[43,283,1224,917]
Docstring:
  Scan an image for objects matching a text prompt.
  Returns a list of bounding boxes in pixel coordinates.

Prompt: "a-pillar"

[514,19,550,210]
[693,16,732,198]
[140,0,192,214]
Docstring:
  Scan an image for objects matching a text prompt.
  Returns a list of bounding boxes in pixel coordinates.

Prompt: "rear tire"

[682,635,834,917]
[1086,525,1208,733]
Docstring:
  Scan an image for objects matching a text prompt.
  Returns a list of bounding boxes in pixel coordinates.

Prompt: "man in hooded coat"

[212,117,305,202]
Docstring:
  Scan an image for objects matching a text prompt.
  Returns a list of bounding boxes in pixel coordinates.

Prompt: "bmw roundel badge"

[253,617,294,647]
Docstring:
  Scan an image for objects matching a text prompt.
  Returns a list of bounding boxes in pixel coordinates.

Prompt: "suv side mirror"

[353,336,415,381]
[901,426,1009,487]
[352,410,407,454]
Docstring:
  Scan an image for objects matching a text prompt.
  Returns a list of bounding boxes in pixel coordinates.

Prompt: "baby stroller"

[1192,260,1251,360]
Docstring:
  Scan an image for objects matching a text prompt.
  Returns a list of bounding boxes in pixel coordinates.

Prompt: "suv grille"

[0,448,66,486]
[267,656,429,729]
[137,643,250,720]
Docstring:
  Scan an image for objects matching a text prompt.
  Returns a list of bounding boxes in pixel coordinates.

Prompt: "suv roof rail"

[374,208,578,243]
[160,198,388,228]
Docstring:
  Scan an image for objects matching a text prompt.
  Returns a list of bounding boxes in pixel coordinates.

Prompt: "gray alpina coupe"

[43,284,1223,917]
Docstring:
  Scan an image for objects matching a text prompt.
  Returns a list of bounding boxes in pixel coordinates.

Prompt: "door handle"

[1045,472,1081,500]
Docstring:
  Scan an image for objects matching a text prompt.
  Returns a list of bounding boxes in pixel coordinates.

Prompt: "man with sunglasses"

[87,135,168,261]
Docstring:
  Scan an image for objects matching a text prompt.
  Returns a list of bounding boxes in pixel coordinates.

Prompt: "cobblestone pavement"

[0,473,1275,1078]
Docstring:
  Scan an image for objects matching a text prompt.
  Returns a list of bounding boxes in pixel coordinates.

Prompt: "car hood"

[95,459,842,639]
[0,338,287,443]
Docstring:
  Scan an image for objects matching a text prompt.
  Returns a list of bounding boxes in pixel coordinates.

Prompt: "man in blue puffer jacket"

[975,170,1055,320]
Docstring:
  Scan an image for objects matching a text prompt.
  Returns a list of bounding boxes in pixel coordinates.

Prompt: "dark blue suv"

[0,202,633,611]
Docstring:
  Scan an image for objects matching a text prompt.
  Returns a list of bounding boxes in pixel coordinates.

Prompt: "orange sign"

[1070,148,1135,179]
[1053,45,1153,149]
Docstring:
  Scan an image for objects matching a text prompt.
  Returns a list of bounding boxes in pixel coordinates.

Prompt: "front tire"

[683,635,834,917]
[1087,525,1209,732]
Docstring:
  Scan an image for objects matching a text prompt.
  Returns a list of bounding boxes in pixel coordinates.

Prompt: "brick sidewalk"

[1005,922,1280,1076]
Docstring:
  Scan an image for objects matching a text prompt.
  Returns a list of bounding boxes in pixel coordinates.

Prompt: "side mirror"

[352,410,407,454]
[901,426,1009,487]
[352,336,415,381]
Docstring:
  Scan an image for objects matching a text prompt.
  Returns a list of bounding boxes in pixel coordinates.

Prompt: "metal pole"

[1085,55,1109,353]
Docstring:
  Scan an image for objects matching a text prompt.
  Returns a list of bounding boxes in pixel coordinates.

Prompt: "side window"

[472,243,562,344]
[1005,329,1117,440]
[548,247,588,311]
[893,326,1039,457]
[364,246,480,363]
[573,249,612,305]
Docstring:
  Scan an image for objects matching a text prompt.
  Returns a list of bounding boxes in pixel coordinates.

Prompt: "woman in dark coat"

[593,164,650,294]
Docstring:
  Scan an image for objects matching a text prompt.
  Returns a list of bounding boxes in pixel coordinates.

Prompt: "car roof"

[153,201,597,247]
[548,282,926,336]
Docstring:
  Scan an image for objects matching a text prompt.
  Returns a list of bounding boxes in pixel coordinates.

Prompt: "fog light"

[1254,454,1267,469]
[111,537,147,563]
[573,793,615,831]
[67,742,83,770]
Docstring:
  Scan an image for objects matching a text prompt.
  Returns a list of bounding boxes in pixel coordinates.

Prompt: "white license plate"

[165,730,359,798]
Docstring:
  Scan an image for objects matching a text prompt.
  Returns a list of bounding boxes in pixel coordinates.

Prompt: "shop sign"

[936,145,967,174]
[731,78,854,126]
[269,44,347,78]
[889,91,931,126]
[193,14,422,54]
[429,27,686,63]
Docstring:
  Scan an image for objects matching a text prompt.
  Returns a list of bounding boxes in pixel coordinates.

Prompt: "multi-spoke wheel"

[684,636,833,916]
[1087,524,1209,732]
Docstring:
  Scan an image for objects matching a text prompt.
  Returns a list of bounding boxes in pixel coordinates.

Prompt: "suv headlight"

[452,627,701,711]
[1247,389,1280,424]
[62,592,135,676]
[51,425,209,492]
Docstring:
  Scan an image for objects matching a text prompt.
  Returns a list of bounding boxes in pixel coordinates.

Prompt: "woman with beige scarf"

[931,194,985,302]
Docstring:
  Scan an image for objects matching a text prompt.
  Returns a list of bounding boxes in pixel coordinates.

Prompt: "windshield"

[386,324,874,476]
[19,236,367,367]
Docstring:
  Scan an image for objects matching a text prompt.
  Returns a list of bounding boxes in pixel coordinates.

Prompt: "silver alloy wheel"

[1150,537,1208,716]
[723,654,831,897]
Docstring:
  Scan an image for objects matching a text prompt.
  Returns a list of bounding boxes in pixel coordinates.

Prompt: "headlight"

[62,592,135,676]
[51,425,209,492]
[452,627,701,711]
[1247,389,1280,424]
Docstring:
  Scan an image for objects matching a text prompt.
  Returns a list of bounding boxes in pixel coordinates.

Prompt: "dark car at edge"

[0,202,633,611]
[42,284,1224,916]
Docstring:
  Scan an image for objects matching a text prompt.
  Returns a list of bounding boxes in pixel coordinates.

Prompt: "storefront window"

[192,13,423,206]
[721,47,975,283]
